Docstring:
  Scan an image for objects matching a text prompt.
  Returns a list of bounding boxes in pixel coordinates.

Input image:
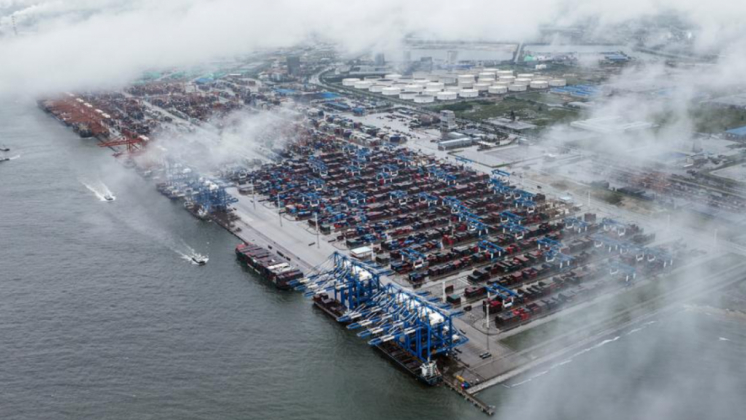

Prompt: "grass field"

[430,96,581,128]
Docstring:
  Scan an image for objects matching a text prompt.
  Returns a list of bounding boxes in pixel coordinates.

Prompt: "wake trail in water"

[80,179,115,201]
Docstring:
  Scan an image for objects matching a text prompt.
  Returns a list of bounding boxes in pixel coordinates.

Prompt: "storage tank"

[437,91,458,101]
[342,78,361,86]
[413,95,435,104]
[376,79,394,86]
[354,81,373,89]
[458,74,475,85]
[459,89,479,98]
[414,78,430,85]
[488,85,508,95]
[479,76,496,83]
[479,72,496,79]
[530,80,549,89]
[499,75,516,84]
[517,73,535,79]
[399,92,417,100]
[424,88,442,95]
[508,84,527,92]
[446,86,462,93]
[403,84,423,93]
[474,82,492,92]
[382,86,402,96]
[385,73,402,80]
[426,82,445,90]
[369,85,384,93]
[549,79,567,87]
[514,78,531,86]
[496,70,514,77]
[493,81,511,87]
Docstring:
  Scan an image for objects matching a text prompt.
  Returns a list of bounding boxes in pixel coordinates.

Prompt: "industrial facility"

[35,41,746,415]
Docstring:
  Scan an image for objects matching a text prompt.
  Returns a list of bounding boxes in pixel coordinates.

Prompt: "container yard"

[35,49,742,416]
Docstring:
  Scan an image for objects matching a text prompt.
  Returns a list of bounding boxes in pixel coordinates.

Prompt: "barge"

[235,243,303,289]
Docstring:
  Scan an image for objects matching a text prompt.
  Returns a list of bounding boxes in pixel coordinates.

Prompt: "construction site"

[35,49,746,415]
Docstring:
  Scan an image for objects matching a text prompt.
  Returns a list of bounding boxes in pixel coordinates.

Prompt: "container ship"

[235,243,303,289]
[312,293,349,320]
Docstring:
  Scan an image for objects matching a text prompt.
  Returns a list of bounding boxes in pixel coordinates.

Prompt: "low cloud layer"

[1,0,746,95]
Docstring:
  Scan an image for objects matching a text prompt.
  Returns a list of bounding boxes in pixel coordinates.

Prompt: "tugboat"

[103,193,115,201]
[0,157,9,163]
[0,146,9,152]
[191,254,209,266]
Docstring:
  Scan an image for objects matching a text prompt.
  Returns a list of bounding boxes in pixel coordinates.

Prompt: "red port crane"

[98,136,147,157]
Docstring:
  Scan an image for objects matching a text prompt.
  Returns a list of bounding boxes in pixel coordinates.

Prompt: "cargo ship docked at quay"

[312,292,445,386]
[235,243,304,290]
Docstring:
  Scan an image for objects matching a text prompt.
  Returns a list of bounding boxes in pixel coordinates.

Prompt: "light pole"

[277,192,283,227]
[251,180,256,210]
[315,211,320,249]
[485,291,491,352]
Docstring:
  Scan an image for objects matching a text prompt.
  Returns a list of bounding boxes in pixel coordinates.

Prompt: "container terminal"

[36,46,746,414]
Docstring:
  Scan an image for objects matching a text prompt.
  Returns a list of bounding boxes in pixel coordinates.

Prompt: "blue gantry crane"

[297,252,383,312]
[389,190,408,205]
[417,192,440,207]
[401,247,428,270]
[479,240,505,259]
[345,284,468,364]
[564,217,589,233]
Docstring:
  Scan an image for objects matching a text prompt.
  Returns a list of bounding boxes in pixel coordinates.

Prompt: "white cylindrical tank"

[413,78,430,85]
[377,79,394,86]
[508,84,527,92]
[499,75,516,84]
[403,84,423,93]
[399,92,417,100]
[493,81,511,87]
[459,89,479,98]
[382,86,402,96]
[437,91,458,101]
[413,94,435,104]
[369,85,384,93]
[530,80,549,89]
[474,82,491,92]
[424,88,442,95]
[342,78,361,86]
[479,72,496,79]
[549,79,567,87]
[514,78,531,86]
[497,70,514,77]
[426,82,445,90]
[479,76,496,84]
[517,73,535,79]
[354,81,373,89]
[458,74,475,84]
[446,86,462,93]
[459,81,474,89]
[385,73,402,80]
[488,85,508,95]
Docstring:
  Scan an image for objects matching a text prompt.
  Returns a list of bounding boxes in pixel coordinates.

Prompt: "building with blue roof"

[725,125,746,140]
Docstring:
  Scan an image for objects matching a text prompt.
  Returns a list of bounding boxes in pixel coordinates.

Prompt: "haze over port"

[3,1,746,419]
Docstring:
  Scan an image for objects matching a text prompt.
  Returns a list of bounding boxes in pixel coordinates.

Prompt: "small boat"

[0,157,10,163]
[0,147,9,152]
[103,194,115,201]
[191,254,208,265]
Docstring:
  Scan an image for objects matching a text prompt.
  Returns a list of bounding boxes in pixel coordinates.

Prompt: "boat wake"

[81,179,115,201]
[172,240,208,265]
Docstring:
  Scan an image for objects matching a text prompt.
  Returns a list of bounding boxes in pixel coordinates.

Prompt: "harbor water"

[2,97,746,420]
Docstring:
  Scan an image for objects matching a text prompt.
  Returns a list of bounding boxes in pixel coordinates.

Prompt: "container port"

[34,42,746,415]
